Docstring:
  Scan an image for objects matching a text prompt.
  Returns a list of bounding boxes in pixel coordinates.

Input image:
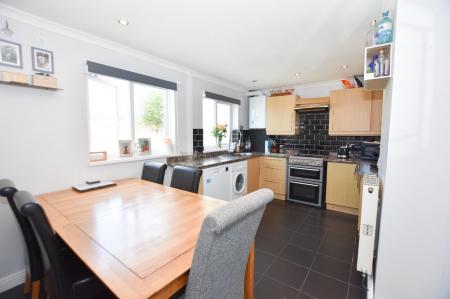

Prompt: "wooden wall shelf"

[0,80,63,91]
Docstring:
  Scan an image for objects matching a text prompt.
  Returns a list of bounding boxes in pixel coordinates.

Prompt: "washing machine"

[231,161,247,199]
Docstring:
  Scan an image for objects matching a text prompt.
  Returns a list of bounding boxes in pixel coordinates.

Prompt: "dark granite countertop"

[168,152,288,169]
[326,152,378,176]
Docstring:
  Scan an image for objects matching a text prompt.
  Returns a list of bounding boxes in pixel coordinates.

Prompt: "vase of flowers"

[211,124,227,148]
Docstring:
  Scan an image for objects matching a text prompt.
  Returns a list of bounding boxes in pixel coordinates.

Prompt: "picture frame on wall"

[0,39,22,68]
[31,47,54,74]
[138,138,151,155]
[118,140,133,158]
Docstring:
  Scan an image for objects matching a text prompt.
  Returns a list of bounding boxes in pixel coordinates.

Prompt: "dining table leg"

[244,242,255,299]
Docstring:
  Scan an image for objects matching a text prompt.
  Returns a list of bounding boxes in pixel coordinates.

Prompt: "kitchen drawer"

[261,157,286,170]
[261,167,285,182]
[261,179,286,196]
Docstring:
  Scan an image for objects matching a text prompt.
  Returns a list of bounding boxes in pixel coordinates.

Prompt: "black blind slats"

[87,61,177,91]
[205,91,240,105]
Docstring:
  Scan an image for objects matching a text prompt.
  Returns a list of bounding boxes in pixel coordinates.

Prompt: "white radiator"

[357,173,380,275]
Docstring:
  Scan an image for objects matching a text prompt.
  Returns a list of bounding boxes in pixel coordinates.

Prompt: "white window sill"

[89,153,177,167]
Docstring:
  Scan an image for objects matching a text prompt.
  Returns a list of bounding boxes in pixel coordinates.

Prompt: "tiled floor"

[254,199,366,299]
[0,199,366,299]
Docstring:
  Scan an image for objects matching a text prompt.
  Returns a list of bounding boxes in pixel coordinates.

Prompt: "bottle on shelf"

[378,49,386,77]
[377,10,393,44]
[365,20,378,46]
[373,54,380,77]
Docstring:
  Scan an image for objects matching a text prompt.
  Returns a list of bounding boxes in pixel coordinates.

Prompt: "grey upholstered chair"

[141,162,167,184]
[183,188,273,299]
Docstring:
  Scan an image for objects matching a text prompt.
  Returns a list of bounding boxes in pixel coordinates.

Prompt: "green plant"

[141,95,164,134]
[211,124,227,147]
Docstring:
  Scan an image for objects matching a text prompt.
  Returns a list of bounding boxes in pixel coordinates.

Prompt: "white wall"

[0,8,246,288]
[375,0,450,298]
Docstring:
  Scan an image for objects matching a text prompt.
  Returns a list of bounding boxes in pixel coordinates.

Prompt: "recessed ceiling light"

[341,65,349,69]
[252,80,258,83]
[118,19,129,26]
[294,72,301,77]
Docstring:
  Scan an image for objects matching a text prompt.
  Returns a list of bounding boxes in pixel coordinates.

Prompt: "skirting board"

[0,269,25,293]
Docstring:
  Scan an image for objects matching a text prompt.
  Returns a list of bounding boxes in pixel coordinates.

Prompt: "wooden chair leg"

[244,242,255,299]
[23,271,31,294]
[31,280,40,299]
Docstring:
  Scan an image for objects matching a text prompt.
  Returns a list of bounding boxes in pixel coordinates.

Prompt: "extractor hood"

[294,97,330,111]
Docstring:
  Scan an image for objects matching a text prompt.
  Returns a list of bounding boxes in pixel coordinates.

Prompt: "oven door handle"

[290,181,320,187]
[289,166,321,172]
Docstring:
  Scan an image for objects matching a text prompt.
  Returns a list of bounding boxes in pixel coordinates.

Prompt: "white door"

[249,96,266,129]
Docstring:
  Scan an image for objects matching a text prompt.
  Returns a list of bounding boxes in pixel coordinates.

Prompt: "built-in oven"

[288,156,325,207]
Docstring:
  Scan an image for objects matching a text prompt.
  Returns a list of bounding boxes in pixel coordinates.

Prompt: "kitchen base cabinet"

[260,157,287,200]
[247,157,261,193]
[325,162,360,215]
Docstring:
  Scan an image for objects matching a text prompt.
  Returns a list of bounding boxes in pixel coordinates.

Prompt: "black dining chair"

[14,190,116,299]
[0,179,43,299]
[141,162,167,184]
[170,166,203,193]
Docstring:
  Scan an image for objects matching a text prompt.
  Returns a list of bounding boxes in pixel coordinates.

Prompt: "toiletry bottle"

[373,54,380,77]
[383,53,390,76]
[377,10,393,44]
[378,49,385,77]
[365,20,378,46]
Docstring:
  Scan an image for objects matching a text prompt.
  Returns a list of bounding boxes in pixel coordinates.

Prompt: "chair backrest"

[14,191,71,299]
[141,162,167,184]
[185,188,273,299]
[170,166,203,193]
[0,179,43,282]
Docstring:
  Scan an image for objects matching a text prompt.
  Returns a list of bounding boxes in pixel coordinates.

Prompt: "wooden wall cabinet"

[266,95,299,135]
[325,162,360,215]
[259,157,287,200]
[329,89,383,136]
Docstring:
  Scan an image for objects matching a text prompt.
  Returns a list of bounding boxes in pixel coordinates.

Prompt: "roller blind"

[87,61,177,91]
[205,91,240,105]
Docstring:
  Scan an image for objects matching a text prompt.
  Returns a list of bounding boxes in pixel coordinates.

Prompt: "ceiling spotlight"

[117,19,129,26]
[252,80,258,83]
[1,20,14,36]
[294,72,301,77]
[341,65,349,69]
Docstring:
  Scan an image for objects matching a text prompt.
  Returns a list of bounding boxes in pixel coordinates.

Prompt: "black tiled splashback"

[270,111,379,155]
[193,129,204,152]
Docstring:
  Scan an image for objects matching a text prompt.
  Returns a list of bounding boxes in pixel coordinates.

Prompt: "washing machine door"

[234,172,246,194]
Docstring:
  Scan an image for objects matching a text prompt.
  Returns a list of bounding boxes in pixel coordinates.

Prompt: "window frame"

[202,96,238,151]
[87,73,176,165]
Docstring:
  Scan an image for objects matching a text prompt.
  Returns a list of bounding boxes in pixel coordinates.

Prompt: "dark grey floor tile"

[255,235,286,256]
[349,264,366,288]
[322,231,355,250]
[255,271,264,285]
[311,254,351,282]
[255,249,276,274]
[318,239,354,263]
[297,224,327,238]
[279,244,315,267]
[0,285,26,299]
[348,286,367,299]
[257,223,295,243]
[302,271,348,299]
[297,292,316,299]
[289,232,323,252]
[303,215,326,227]
[254,276,298,299]
[265,258,308,290]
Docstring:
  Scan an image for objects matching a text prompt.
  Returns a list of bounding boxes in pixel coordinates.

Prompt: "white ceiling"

[1,0,381,89]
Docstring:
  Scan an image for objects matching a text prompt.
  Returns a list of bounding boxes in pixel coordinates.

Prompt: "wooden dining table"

[36,178,255,299]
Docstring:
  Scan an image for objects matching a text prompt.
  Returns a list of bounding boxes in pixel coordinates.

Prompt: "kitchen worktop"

[326,152,378,176]
[167,152,288,169]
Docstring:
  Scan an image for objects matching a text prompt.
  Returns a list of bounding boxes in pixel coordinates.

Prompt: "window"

[203,97,239,149]
[88,74,175,160]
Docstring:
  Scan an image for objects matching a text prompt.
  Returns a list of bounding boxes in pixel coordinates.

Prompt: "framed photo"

[0,39,22,68]
[138,138,152,155]
[118,140,133,158]
[31,47,54,74]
